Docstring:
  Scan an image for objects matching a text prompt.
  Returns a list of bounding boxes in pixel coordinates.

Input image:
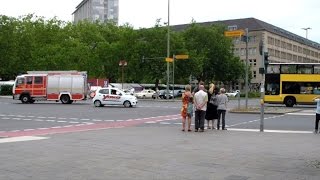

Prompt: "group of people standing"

[181,82,229,132]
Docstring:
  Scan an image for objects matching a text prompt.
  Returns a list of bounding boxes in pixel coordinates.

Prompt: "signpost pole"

[245,28,249,109]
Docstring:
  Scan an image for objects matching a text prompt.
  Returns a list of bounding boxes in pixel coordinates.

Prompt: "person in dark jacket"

[205,83,219,129]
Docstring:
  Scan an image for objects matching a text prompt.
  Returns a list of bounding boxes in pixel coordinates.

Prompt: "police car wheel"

[94,100,102,107]
[123,101,131,108]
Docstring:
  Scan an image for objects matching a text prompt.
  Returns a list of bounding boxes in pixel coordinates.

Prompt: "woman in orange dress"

[181,85,192,131]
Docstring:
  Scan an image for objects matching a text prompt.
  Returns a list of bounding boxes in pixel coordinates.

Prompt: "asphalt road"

[0,97,316,134]
[1,97,319,180]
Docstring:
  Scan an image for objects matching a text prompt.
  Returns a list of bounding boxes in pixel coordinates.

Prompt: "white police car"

[92,87,137,107]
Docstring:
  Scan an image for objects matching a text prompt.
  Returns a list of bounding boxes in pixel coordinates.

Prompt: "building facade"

[73,0,119,24]
[174,18,320,91]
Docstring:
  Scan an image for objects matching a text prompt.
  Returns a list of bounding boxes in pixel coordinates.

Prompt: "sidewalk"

[0,127,319,180]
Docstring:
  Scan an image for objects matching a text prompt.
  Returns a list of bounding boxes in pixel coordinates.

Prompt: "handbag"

[209,94,218,106]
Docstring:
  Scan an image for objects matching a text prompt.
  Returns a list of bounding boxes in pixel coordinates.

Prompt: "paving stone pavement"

[0,127,319,180]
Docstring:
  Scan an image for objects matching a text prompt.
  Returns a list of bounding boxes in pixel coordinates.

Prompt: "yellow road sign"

[175,55,189,60]
[165,58,173,62]
[224,30,245,37]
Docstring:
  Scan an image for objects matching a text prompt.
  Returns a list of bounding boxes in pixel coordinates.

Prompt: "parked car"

[92,87,137,107]
[134,89,155,99]
[152,90,166,99]
[225,90,240,97]
[164,89,185,99]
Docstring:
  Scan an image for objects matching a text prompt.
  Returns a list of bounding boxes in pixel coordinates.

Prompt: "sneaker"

[207,127,211,129]
[314,130,318,134]
[222,128,227,130]
[194,129,198,132]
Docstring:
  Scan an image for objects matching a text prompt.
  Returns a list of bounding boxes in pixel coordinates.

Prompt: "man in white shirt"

[194,85,208,132]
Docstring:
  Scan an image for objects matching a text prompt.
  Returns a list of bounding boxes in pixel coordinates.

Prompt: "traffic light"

[264,52,269,67]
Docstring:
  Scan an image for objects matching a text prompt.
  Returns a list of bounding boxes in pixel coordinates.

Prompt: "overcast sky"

[0,0,319,43]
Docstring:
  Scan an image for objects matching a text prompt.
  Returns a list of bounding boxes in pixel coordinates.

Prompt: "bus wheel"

[284,97,295,107]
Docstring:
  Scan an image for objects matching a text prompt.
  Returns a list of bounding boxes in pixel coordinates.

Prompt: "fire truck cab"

[13,71,88,104]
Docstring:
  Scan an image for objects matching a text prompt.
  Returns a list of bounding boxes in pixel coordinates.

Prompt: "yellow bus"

[264,63,320,107]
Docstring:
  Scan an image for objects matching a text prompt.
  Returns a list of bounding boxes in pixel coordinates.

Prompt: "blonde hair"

[209,83,215,94]
[185,84,191,91]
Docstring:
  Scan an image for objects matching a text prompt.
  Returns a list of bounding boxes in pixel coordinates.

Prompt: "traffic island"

[229,106,302,114]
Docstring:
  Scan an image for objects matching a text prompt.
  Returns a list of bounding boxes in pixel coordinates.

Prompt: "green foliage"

[0,85,13,95]
[0,14,246,85]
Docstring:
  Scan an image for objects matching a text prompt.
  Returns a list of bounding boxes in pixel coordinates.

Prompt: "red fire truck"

[12,71,88,104]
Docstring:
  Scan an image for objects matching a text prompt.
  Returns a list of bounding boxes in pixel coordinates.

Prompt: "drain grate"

[306,160,320,169]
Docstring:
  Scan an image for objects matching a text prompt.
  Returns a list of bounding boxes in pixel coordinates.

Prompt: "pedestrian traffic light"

[264,52,269,67]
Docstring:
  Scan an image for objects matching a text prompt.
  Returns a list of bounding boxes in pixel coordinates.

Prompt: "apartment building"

[73,0,119,24]
[174,18,320,90]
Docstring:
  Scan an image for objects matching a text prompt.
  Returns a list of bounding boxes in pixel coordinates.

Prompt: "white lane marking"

[0,136,49,144]
[228,115,285,127]
[69,121,80,124]
[126,119,133,121]
[46,120,55,122]
[12,118,21,120]
[57,121,67,123]
[70,118,79,120]
[23,129,34,131]
[116,120,124,122]
[286,113,314,116]
[63,125,74,128]
[37,128,49,130]
[174,123,182,125]
[23,119,32,121]
[51,126,61,129]
[0,115,5,116]
[34,119,43,121]
[58,118,67,120]
[104,120,114,122]
[16,115,25,117]
[93,120,102,122]
[145,121,156,124]
[160,122,171,125]
[10,130,20,132]
[80,119,90,121]
[2,117,10,120]
[227,128,313,134]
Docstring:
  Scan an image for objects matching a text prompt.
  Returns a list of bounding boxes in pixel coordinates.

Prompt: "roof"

[72,0,89,15]
[172,17,320,50]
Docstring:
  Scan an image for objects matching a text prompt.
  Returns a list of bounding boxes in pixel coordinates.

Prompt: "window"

[314,65,320,74]
[267,64,280,74]
[268,37,274,45]
[293,45,297,52]
[228,25,238,31]
[253,71,256,78]
[282,82,320,95]
[286,43,292,50]
[26,77,33,85]
[281,64,297,74]
[34,77,43,84]
[281,41,286,49]
[16,78,25,87]
[297,65,312,74]
[298,46,302,53]
[99,89,109,94]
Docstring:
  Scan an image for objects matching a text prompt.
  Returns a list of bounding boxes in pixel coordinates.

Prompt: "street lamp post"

[166,0,170,96]
[302,27,311,39]
[119,60,127,90]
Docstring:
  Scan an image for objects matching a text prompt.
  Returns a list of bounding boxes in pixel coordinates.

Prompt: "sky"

[0,0,319,43]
